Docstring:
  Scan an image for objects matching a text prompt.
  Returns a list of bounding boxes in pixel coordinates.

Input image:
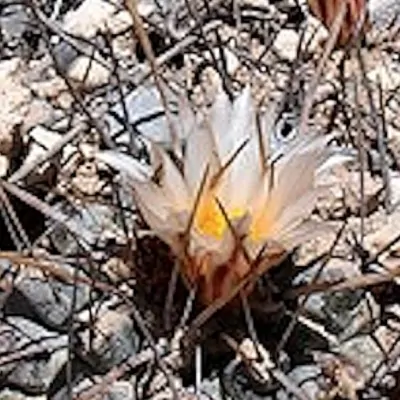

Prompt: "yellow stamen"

[249,220,265,242]
[194,193,244,238]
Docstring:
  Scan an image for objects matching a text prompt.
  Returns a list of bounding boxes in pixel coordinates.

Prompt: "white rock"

[0,58,31,138]
[0,389,46,400]
[375,325,400,354]
[0,5,29,42]
[365,210,400,254]
[0,317,68,392]
[287,365,322,399]
[79,306,139,367]
[137,1,156,18]
[0,58,21,76]
[15,269,90,326]
[369,0,400,27]
[0,61,52,136]
[108,10,133,34]
[0,155,9,177]
[367,61,400,91]
[339,336,384,381]
[387,124,400,143]
[389,170,400,206]
[96,150,153,182]
[106,85,182,145]
[72,162,103,196]
[208,47,240,75]
[29,125,63,148]
[22,126,75,170]
[63,0,117,38]
[274,29,300,61]
[22,99,54,133]
[303,15,329,52]
[73,378,134,400]
[67,55,111,88]
[48,202,114,253]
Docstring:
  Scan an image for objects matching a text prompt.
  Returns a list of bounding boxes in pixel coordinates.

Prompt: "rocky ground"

[0,0,400,399]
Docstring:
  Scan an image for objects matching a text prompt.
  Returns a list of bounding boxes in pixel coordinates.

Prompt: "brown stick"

[124,0,179,153]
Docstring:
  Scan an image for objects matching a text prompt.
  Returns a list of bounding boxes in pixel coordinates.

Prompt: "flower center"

[249,219,265,242]
[194,194,244,239]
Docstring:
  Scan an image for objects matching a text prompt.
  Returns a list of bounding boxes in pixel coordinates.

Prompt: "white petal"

[136,195,167,232]
[142,137,162,170]
[268,135,331,221]
[210,89,233,163]
[134,181,188,244]
[218,87,262,209]
[230,86,253,144]
[96,150,153,182]
[222,135,262,210]
[190,227,235,266]
[134,181,170,221]
[184,121,217,194]
[157,148,191,210]
[249,135,333,242]
[277,220,334,251]
[273,186,330,237]
[134,187,169,236]
[249,169,273,219]
[316,149,355,175]
[176,94,197,140]
[272,133,330,168]
[259,104,276,161]
[137,201,182,247]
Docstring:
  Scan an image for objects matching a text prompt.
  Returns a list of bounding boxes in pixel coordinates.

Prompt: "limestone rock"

[0,317,67,394]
